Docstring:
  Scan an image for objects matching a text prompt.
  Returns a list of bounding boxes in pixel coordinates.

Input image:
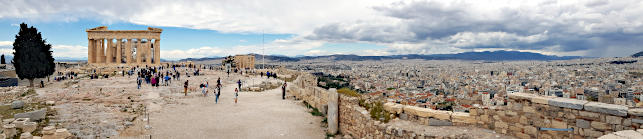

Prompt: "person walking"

[282,82,287,100]
[237,79,242,92]
[184,80,189,96]
[214,86,221,104]
[234,88,239,104]
[137,77,142,89]
[201,83,207,97]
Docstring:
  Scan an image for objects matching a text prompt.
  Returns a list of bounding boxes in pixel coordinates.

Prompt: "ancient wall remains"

[289,71,643,138]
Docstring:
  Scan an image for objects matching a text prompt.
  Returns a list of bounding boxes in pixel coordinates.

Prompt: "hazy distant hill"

[179,51,582,62]
[633,51,643,57]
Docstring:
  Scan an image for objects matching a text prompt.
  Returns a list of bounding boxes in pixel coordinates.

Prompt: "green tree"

[12,23,55,88]
[1,54,5,64]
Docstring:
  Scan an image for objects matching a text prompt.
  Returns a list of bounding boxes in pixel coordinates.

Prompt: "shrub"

[337,87,360,97]
[369,101,391,123]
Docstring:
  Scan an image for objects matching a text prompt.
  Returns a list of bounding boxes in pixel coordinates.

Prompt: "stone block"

[515,132,531,139]
[548,98,587,110]
[480,115,489,122]
[22,122,37,133]
[576,119,590,129]
[451,112,475,124]
[399,113,408,120]
[623,119,632,126]
[428,118,452,126]
[3,124,17,138]
[606,116,623,125]
[469,108,478,116]
[531,95,554,104]
[579,111,600,119]
[591,121,610,130]
[506,110,518,116]
[523,106,536,113]
[632,118,643,124]
[597,133,622,139]
[628,108,643,117]
[524,126,538,135]
[584,129,604,138]
[383,103,403,114]
[11,100,24,109]
[552,119,567,129]
[431,110,452,120]
[612,130,643,138]
[495,121,508,129]
[519,116,529,125]
[584,102,628,116]
[508,93,534,100]
[14,108,46,121]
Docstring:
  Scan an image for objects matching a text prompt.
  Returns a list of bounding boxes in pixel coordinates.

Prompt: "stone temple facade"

[222,54,255,70]
[86,26,162,66]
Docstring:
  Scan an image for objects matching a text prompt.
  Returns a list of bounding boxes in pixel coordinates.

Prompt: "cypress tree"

[12,23,55,88]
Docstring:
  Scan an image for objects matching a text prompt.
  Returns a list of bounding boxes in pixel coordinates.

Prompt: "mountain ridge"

[178,50,584,62]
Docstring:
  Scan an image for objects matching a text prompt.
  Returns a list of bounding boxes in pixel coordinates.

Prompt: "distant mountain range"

[179,51,584,62]
[633,51,643,57]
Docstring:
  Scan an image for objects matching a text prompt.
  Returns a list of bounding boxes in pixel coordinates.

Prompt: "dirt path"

[147,77,326,139]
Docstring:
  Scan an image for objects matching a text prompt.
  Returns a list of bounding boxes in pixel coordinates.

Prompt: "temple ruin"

[86,26,162,66]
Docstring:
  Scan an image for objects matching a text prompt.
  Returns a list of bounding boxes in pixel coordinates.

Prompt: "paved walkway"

[147,77,325,139]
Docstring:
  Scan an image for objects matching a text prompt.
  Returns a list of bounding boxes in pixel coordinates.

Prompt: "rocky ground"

[2,67,324,139]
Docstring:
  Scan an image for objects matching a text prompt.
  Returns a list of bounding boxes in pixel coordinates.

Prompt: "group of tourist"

[261,71,278,79]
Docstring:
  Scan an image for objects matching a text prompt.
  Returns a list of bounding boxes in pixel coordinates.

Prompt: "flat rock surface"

[388,119,514,138]
[148,77,325,139]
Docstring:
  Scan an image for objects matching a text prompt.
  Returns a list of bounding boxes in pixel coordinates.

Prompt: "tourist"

[217,77,221,87]
[234,88,239,103]
[184,80,189,96]
[164,75,171,86]
[214,86,220,104]
[237,79,242,92]
[260,72,263,77]
[282,82,287,100]
[201,82,207,97]
[40,80,44,88]
[137,77,142,89]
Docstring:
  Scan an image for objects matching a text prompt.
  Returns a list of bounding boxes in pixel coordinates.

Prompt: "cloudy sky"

[0,0,641,60]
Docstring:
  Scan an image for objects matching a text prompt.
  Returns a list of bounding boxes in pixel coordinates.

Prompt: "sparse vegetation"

[358,99,391,123]
[337,87,360,97]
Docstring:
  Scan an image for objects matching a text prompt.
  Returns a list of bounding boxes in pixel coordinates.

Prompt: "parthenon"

[86,26,162,65]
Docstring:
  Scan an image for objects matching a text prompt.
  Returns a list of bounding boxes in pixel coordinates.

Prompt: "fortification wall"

[288,71,643,138]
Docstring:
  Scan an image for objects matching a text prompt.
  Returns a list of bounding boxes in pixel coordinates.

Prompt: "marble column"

[154,39,160,64]
[88,39,94,63]
[96,39,103,63]
[145,40,151,65]
[116,39,122,64]
[106,38,113,64]
[126,39,132,65]
[136,39,142,64]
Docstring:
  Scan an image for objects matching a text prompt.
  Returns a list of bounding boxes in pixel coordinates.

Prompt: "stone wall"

[288,73,329,113]
[288,72,643,138]
[382,92,643,138]
[484,92,643,138]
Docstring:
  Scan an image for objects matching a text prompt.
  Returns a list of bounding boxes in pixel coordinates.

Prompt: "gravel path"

[147,77,326,139]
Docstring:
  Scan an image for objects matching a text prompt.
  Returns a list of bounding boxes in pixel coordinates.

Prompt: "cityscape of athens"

[0,1,642,139]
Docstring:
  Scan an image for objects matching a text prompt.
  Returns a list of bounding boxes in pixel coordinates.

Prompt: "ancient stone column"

[328,88,339,135]
[106,38,113,64]
[96,39,103,63]
[145,40,151,65]
[126,39,132,65]
[88,39,94,63]
[154,39,160,64]
[136,39,142,64]
[116,39,122,64]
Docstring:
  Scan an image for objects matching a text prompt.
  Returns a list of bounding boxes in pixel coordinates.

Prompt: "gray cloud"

[307,0,643,57]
